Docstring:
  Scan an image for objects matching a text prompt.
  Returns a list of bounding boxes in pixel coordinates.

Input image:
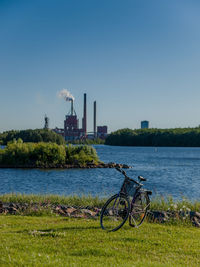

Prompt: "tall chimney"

[71,100,74,115]
[94,101,96,138]
[83,93,87,135]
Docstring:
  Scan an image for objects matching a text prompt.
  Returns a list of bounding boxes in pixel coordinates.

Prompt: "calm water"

[0,145,200,200]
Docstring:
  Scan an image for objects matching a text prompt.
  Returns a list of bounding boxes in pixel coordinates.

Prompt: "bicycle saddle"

[138,176,146,181]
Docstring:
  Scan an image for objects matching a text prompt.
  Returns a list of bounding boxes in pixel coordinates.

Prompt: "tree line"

[66,138,105,145]
[0,129,65,145]
[105,128,200,147]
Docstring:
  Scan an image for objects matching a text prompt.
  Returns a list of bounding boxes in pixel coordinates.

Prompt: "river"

[0,145,200,200]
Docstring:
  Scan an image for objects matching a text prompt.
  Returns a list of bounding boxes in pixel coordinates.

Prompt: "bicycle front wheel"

[129,192,150,228]
[100,194,130,232]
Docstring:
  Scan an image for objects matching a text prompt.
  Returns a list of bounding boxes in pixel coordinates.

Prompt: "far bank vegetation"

[0,129,65,145]
[105,128,200,147]
[66,138,105,145]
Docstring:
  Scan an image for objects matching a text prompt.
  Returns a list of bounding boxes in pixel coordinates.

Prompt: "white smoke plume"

[58,89,75,101]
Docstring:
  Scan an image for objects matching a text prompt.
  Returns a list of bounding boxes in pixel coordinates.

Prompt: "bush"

[0,141,65,167]
[33,143,66,167]
[0,142,100,167]
[65,145,99,165]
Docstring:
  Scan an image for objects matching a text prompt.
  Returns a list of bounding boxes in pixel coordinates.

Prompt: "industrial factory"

[53,90,108,141]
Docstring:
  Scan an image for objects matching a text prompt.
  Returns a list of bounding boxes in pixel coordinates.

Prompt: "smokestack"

[94,101,96,138]
[58,89,75,115]
[71,100,74,115]
[83,93,87,135]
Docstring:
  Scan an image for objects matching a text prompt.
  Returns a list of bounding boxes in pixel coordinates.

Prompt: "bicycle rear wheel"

[100,194,130,232]
[129,192,150,227]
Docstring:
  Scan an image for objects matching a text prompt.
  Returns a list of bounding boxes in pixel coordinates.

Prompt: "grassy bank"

[1,193,200,211]
[0,216,200,266]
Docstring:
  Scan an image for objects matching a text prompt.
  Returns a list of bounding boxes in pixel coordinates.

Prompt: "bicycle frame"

[116,170,151,216]
[100,168,152,231]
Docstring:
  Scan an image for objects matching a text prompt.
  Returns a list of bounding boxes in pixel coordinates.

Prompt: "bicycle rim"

[100,194,130,232]
[129,192,150,228]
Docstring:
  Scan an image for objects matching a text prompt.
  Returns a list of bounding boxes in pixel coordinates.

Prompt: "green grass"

[0,193,106,207]
[0,215,200,266]
[150,195,200,212]
[1,193,200,211]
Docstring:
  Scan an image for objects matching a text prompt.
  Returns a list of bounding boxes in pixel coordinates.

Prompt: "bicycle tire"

[129,191,150,227]
[100,194,130,232]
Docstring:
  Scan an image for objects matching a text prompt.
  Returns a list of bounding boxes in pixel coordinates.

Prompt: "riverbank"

[1,194,200,227]
[0,216,200,266]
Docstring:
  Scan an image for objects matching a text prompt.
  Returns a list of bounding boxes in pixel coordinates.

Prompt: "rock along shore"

[0,201,200,227]
[0,162,132,169]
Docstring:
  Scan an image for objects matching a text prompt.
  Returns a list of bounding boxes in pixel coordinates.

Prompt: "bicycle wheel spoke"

[129,192,150,228]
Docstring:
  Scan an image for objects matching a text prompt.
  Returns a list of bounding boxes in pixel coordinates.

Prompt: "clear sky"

[1,0,200,133]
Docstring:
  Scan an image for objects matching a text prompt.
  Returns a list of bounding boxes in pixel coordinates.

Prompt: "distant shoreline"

[106,128,200,147]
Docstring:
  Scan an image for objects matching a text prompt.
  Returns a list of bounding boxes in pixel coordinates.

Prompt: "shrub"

[0,141,66,167]
[0,142,100,167]
[33,143,66,167]
[65,145,99,165]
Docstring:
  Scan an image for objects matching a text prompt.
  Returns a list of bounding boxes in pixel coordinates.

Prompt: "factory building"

[141,120,149,129]
[63,98,84,141]
[97,126,108,139]
[54,93,107,141]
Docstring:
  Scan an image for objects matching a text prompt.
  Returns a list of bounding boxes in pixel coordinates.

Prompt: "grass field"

[0,215,200,266]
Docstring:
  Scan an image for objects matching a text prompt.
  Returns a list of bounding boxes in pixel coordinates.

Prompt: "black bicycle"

[100,168,152,232]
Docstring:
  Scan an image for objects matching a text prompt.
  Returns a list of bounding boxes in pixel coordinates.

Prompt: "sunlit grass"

[0,216,200,266]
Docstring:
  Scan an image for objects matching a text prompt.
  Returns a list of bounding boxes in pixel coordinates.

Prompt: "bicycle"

[100,167,152,232]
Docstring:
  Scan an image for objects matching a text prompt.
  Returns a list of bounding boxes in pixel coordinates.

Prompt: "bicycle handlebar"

[116,167,126,175]
[115,167,141,186]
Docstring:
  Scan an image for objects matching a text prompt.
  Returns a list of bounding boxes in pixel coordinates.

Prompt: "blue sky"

[1,0,200,133]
